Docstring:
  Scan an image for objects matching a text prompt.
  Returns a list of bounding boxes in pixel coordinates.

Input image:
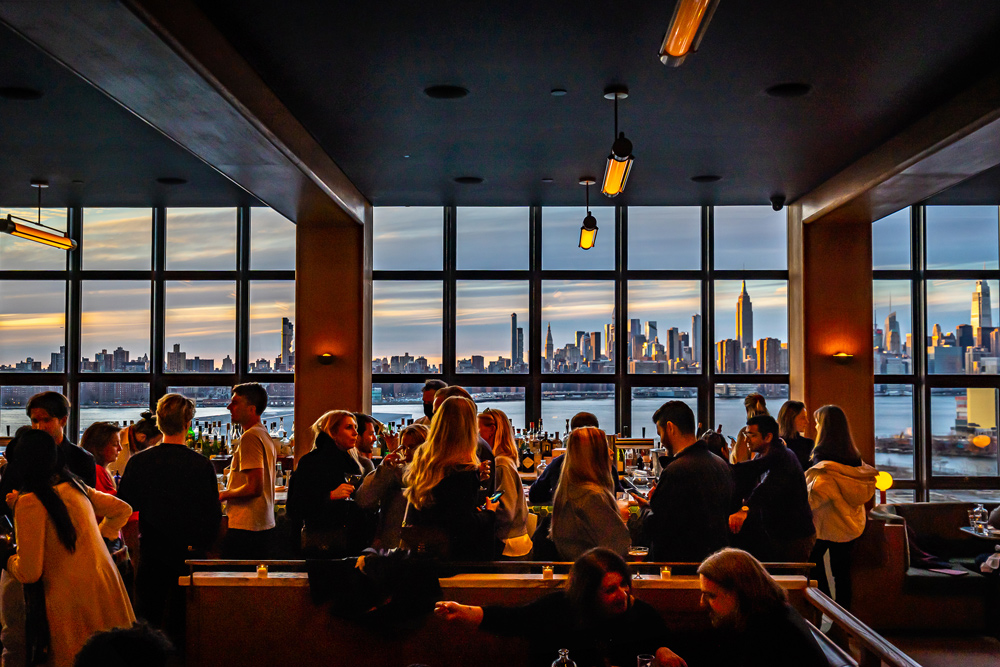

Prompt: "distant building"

[736,281,754,351]
[167,344,186,372]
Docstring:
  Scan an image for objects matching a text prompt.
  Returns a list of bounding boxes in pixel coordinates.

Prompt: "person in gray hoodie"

[805,405,877,610]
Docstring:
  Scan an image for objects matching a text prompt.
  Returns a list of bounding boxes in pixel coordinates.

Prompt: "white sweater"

[805,460,878,543]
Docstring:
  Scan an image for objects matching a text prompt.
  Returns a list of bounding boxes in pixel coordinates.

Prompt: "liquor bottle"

[636,448,645,471]
[551,649,577,667]
[551,431,562,451]
[540,432,552,458]
[185,424,196,448]
[565,418,570,434]
[617,447,625,474]
[277,417,287,439]
[519,438,536,475]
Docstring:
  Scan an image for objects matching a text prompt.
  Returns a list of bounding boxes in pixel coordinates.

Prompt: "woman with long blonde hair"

[479,409,532,558]
[551,427,630,560]
[402,396,497,559]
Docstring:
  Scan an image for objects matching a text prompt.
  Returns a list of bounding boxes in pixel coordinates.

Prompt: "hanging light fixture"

[659,0,721,67]
[0,180,76,250]
[601,86,633,198]
[579,178,598,250]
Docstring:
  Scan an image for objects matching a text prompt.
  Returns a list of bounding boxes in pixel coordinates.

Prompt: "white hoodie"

[805,460,878,542]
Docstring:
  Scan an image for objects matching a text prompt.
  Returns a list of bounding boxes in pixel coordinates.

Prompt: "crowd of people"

[0,380,890,666]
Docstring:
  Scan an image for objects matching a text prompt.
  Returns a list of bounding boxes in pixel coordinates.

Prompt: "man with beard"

[414,379,447,425]
[697,548,827,667]
[632,401,733,562]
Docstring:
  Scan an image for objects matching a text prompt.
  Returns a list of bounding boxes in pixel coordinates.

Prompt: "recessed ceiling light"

[156,177,188,185]
[403,155,410,158]
[550,89,567,97]
[453,176,484,185]
[424,85,468,99]
[765,82,812,98]
[71,180,84,185]
[691,174,721,183]
[541,178,554,183]
[0,87,43,101]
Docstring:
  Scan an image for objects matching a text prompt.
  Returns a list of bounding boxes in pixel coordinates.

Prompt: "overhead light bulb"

[579,178,598,250]
[601,87,634,198]
[659,0,721,67]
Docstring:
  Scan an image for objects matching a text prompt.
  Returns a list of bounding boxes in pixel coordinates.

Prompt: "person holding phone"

[286,410,375,557]
[480,409,532,558]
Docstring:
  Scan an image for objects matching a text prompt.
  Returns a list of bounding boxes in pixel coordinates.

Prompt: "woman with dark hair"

[80,422,122,494]
[435,547,686,667]
[3,430,134,667]
[805,405,877,610]
[107,412,162,478]
[777,400,813,470]
[355,423,428,549]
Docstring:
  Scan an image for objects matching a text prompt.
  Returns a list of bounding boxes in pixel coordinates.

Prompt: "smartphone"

[488,490,504,502]
[629,489,647,501]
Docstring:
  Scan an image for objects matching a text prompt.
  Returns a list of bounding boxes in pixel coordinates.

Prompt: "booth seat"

[851,502,997,633]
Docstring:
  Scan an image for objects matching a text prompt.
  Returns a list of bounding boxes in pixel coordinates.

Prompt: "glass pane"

[627,280,701,374]
[1,385,62,437]
[81,281,150,372]
[255,383,295,432]
[930,388,997,478]
[884,489,915,504]
[164,281,236,372]
[372,382,426,426]
[928,490,1000,503]
[542,383,616,435]
[373,207,443,271]
[714,206,787,270]
[0,281,65,371]
[714,280,788,374]
[627,207,700,270]
[464,386,527,432]
[542,280,615,373]
[249,281,295,372]
[874,393,914,480]
[631,388,698,443]
[372,281,442,373]
[456,281,528,373]
[927,279,998,375]
[165,207,237,271]
[165,386,234,421]
[874,280,912,375]
[78,383,151,437]
[542,206,615,270]
[250,207,296,270]
[82,208,151,270]
[0,207,67,270]
[456,207,529,270]
[872,208,910,270]
[926,206,999,270]
[714,385,789,440]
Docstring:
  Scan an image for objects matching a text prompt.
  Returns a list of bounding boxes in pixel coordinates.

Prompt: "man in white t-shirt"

[220,382,277,559]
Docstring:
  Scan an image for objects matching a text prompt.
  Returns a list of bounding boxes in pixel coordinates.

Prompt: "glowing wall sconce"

[317,353,335,365]
[831,352,853,364]
[875,470,893,504]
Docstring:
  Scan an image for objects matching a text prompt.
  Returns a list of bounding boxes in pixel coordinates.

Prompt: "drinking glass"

[637,654,655,667]
[968,509,978,528]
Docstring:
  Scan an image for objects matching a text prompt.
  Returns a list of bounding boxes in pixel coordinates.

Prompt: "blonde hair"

[404,396,479,510]
[311,410,364,466]
[156,394,195,436]
[552,427,615,528]
[399,423,429,446]
[486,410,517,460]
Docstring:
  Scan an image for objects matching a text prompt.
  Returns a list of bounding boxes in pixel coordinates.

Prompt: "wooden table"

[960,526,1000,540]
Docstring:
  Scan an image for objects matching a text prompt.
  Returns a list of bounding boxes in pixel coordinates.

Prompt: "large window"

[873,205,1000,501]
[372,206,790,440]
[0,206,294,437]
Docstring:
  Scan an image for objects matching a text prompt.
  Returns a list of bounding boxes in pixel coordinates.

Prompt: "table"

[960,526,1000,540]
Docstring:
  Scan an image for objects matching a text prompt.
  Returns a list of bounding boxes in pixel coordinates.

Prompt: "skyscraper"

[691,314,701,363]
[589,332,602,362]
[545,322,554,361]
[644,321,657,347]
[280,317,294,367]
[884,311,901,354]
[511,313,518,363]
[972,280,993,329]
[736,281,754,350]
[516,328,524,365]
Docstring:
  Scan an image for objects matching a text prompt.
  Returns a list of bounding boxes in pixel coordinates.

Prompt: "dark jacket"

[784,435,814,471]
[529,454,624,504]
[0,439,95,523]
[477,435,496,494]
[645,441,734,562]
[286,433,366,532]
[404,466,494,560]
[705,603,828,667]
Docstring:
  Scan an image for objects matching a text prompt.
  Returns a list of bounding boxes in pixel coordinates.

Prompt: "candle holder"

[542,566,554,580]
[660,566,672,579]
[256,564,269,578]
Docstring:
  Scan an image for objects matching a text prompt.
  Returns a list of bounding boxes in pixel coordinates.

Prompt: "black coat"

[286,433,366,532]
[732,444,816,551]
[404,467,494,560]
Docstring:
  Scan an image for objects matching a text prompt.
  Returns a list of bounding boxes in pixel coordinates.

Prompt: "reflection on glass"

[372,281,442,373]
[542,207,615,270]
[714,386,788,440]
[82,208,152,270]
[542,383,617,435]
[0,207,67,270]
[627,281,701,374]
[927,279,999,375]
[249,281,295,372]
[78,383,151,436]
[930,388,997,478]
[874,280,912,375]
[165,208,237,270]
[929,490,1000,503]
[541,280,615,373]
[373,207,443,271]
[714,280,788,374]
[250,208,296,270]
[926,206,999,270]
[0,281,65,371]
[457,208,529,270]
[874,394,913,480]
[631,388,697,442]
[81,281,150,372]
[164,281,236,372]
[456,281,528,373]
[872,208,910,270]
[885,489,915,504]
[714,206,787,270]
[1,385,63,435]
[628,207,700,271]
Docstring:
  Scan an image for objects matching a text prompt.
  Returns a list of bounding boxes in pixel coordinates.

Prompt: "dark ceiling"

[1,1,999,209]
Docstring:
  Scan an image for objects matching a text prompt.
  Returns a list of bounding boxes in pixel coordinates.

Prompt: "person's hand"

[646,481,657,501]
[482,496,499,512]
[5,491,18,510]
[655,646,688,667]
[384,432,399,452]
[382,451,403,468]
[629,491,649,509]
[329,483,355,501]
[730,430,750,464]
[729,507,748,533]
[616,499,634,522]
[434,601,484,625]
[478,460,491,481]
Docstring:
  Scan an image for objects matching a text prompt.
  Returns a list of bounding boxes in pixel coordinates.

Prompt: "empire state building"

[736,281,754,350]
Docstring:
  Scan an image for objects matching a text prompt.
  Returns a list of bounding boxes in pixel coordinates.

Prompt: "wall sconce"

[579,178,598,250]
[317,353,335,365]
[831,352,853,364]
[875,470,893,504]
